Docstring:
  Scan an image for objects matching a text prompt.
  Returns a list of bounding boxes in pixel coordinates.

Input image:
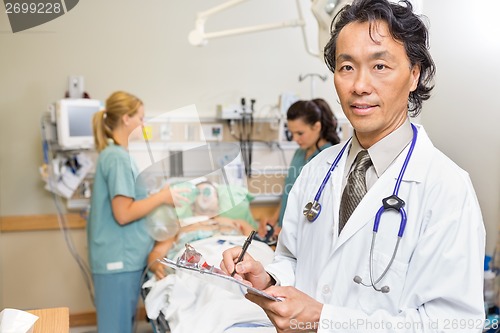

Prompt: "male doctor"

[221,0,486,332]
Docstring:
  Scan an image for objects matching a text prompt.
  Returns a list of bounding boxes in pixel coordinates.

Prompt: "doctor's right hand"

[220,247,273,291]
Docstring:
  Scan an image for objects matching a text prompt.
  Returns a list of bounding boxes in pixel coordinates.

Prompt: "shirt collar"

[347,119,413,177]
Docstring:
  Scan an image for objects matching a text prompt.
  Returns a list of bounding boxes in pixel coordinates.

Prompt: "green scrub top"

[88,143,154,274]
[278,143,332,226]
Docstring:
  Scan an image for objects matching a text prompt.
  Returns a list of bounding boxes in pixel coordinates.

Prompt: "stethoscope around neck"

[303,124,418,293]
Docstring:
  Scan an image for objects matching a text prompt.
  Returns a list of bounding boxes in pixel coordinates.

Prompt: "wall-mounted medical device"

[67,75,85,99]
[55,98,101,150]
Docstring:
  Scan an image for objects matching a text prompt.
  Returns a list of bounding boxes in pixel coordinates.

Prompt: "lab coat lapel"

[332,124,428,251]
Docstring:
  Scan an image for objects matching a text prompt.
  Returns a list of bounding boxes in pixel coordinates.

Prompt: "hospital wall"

[0,0,498,318]
[422,1,500,259]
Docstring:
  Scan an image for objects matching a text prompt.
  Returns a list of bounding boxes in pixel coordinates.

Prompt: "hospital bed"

[141,183,277,333]
[142,235,276,333]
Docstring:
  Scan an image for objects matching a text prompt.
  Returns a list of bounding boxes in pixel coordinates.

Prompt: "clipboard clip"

[175,243,225,275]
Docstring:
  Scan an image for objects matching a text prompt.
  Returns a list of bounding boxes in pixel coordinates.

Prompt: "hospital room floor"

[70,319,156,332]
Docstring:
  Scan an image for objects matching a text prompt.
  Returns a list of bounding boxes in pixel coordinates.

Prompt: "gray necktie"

[339,150,373,234]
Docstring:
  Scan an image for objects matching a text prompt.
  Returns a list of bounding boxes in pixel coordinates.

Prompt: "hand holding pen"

[221,230,272,290]
[231,230,256,277]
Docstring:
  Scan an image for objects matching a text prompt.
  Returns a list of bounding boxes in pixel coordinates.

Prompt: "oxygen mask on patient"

[193,182,219,217]
[175,182,221,228]
[145,182,209,241]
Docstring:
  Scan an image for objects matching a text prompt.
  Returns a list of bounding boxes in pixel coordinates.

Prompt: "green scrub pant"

[93,270,143,333]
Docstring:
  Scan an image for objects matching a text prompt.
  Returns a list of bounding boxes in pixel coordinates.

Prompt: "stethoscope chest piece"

[303,201,321,222]
[302,137,352,223]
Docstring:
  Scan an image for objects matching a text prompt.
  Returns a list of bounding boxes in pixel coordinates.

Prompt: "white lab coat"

[266,124,486,333]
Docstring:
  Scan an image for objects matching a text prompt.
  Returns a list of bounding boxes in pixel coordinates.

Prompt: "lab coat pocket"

[357,248,409,315]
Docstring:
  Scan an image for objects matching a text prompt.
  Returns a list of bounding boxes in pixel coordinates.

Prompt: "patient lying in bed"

[148,181,257,279]
[143,181,276,333]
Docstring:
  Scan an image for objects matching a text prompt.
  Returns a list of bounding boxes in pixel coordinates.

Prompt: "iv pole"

[299,73,328,99]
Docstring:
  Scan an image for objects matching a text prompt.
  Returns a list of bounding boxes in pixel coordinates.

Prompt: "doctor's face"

[333,20,420,148]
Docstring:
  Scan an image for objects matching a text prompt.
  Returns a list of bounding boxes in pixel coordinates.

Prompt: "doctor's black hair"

[323,0,436,117]
[287,99,341,151]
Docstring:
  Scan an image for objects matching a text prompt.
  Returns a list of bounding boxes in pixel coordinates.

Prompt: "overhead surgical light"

[188,0,316,54]
[187,0,351,57]
[187,0,424,57]
[325,0,339,14]
[188,0,305,45]
[311,0,351,54]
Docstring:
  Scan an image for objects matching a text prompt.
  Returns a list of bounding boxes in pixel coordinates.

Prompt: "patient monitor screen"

[68,106,94,137]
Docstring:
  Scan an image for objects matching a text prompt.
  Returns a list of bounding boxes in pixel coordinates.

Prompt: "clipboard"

[159,258,282,302]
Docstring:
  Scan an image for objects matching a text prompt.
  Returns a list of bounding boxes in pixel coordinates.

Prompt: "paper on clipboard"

[159,258,282,302]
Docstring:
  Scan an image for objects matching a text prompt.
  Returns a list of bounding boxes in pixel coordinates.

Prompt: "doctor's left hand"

[246,286,323,333]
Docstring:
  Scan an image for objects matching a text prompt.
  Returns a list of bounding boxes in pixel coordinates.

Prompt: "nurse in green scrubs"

[258,99,341,240]
[88,91,186,333]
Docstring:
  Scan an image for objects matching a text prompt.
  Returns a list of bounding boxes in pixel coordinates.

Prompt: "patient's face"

[193,183,219,217]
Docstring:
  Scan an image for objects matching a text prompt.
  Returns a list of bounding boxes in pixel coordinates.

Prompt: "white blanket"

[143,235,277,333]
